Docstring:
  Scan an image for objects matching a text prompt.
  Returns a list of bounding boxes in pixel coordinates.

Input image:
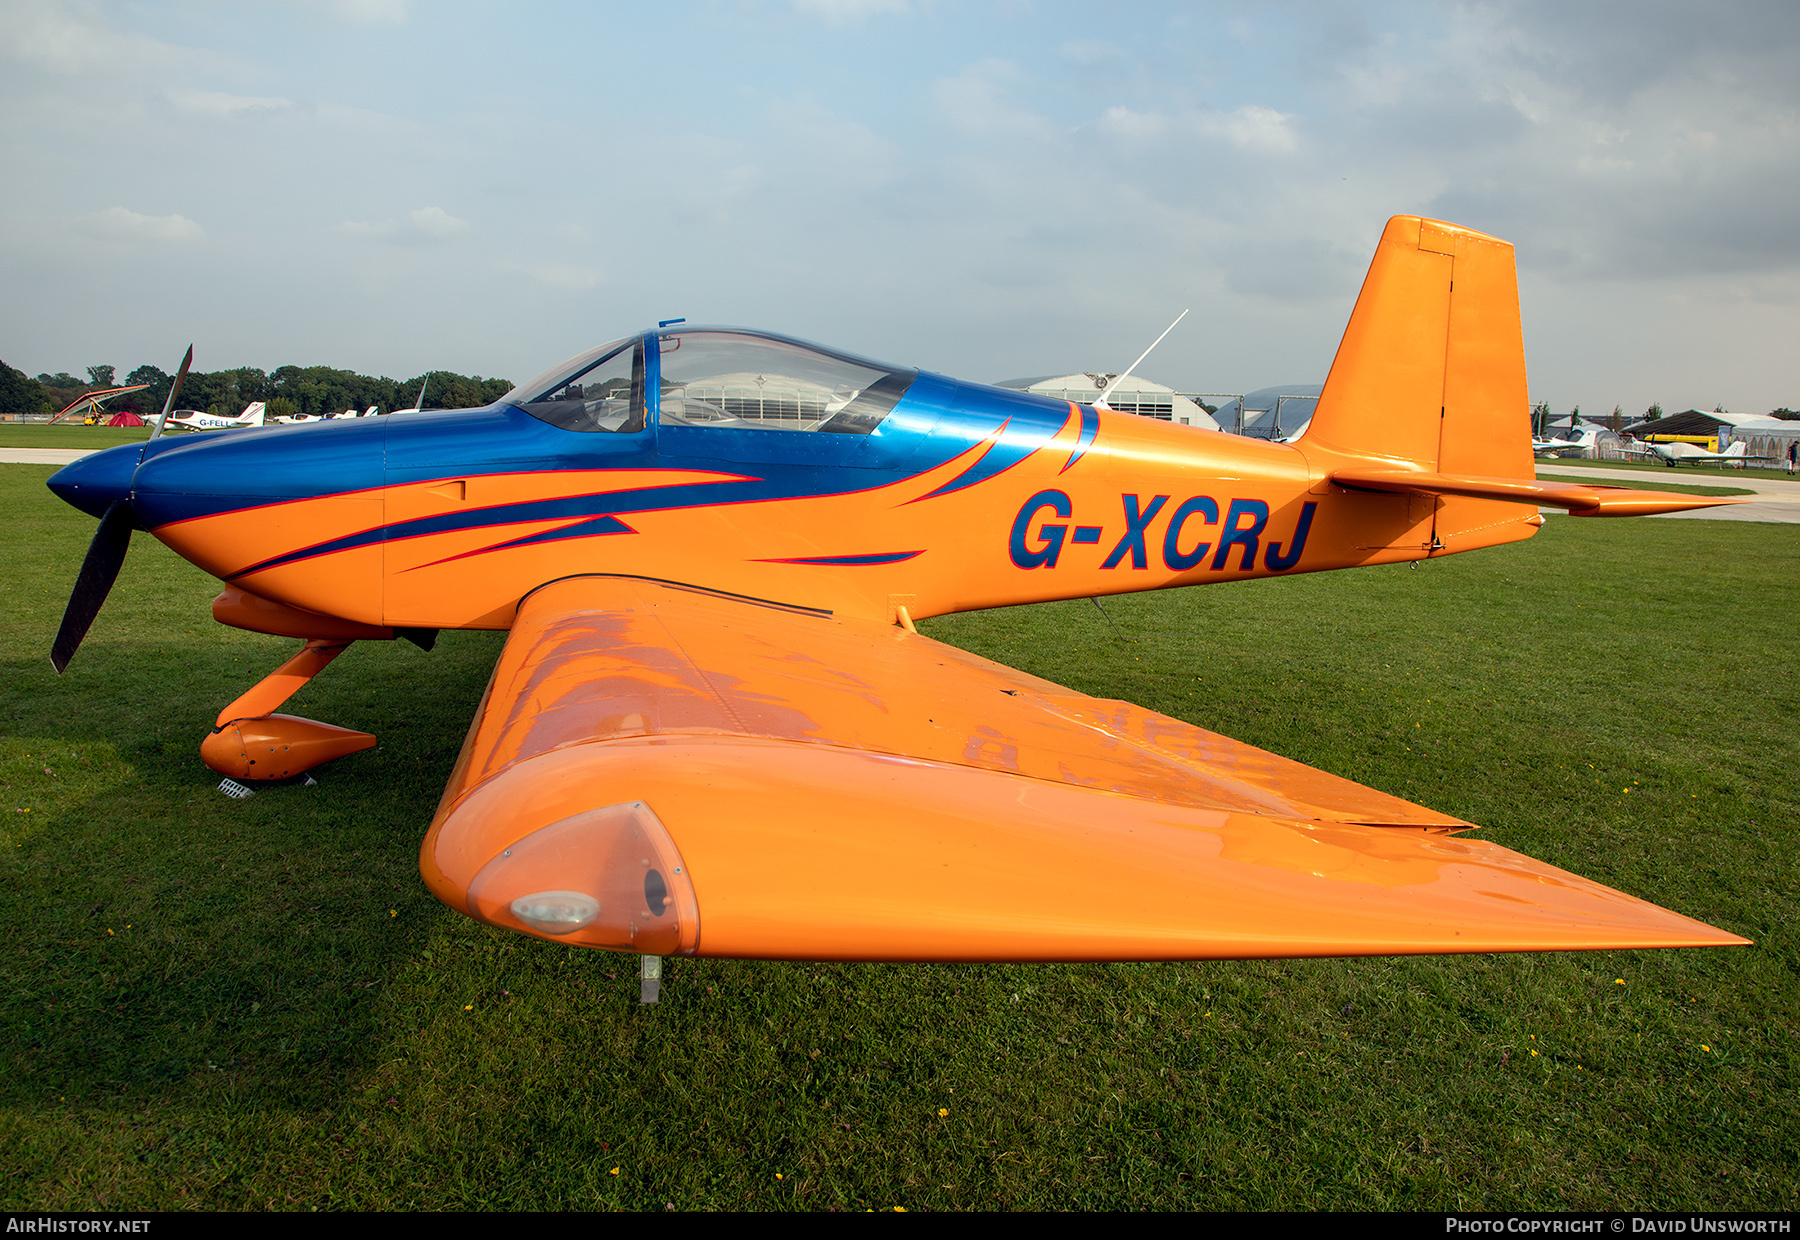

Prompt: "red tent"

[106,412,145,427]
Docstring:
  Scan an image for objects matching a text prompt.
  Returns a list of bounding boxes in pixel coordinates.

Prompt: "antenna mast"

[1094,310,1189,413]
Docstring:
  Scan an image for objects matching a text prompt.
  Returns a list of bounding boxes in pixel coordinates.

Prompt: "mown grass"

[1,465,1794,1211]
[1538,473,1754,497]
[0,426,152,448]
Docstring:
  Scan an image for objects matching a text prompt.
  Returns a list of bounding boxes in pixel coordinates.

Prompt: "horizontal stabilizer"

[1330,468,1750,518]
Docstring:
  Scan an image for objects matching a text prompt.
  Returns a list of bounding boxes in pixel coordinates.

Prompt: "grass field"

[1537,474,1754,498]
[0,426,152,449]
[1,465,1795,1211]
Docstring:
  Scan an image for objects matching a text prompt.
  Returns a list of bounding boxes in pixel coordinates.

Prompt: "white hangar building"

[994,374,1222,431]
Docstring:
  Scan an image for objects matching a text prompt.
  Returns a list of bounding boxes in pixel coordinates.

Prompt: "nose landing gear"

[199,639,377,781]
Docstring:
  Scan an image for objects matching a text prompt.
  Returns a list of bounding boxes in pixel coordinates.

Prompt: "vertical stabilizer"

[1306,217,1532,483]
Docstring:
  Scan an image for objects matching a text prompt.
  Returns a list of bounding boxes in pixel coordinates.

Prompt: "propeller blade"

[147,344,193,441]
[50,500,135,673]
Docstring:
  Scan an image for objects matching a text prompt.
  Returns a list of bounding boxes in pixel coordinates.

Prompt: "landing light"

[466,800,698,955]
[510,891,600,935]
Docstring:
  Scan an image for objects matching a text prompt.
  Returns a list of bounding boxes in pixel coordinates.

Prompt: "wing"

[420,575,1746,961]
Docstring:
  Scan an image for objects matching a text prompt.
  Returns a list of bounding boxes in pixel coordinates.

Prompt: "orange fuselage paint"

[148,417,1533,633]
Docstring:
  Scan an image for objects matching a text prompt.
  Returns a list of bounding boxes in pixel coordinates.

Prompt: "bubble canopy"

[504,327,918,435]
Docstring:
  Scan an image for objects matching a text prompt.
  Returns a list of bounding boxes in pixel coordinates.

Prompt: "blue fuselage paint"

[48,342,1329,599]
[90,368,1077,545]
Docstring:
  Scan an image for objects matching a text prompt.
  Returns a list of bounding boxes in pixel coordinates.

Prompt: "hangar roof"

[1625,410,1796,437]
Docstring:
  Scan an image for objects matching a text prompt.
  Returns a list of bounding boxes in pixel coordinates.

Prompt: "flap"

[421,575,1747,960]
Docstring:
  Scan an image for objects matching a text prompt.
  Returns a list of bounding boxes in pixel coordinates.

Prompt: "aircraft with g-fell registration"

[43,216,1750,990]
[163,402,268,432]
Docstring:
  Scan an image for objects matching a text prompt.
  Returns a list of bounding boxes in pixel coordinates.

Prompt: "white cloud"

[165,88,294,118]
[767,98,901,191]
[1193,105,1299,154]
[336,206,472,244]
[1060,40,1123,70]
[0,0,191,75]
[1099,106,1168,141]
[790,0,905,22]
[332,0,406,21]
[405,206,470,239]
[933,61,1054,141]
[284,0,408,23]
[76,207,205,244]
[312,101,419,141]
[1309,4,1800,282]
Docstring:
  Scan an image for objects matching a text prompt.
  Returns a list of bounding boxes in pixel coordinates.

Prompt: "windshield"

[657,329,914,435]
[507,336,645,433]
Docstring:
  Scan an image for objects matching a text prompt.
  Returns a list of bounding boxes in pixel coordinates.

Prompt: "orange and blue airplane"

[45,216,1750,977]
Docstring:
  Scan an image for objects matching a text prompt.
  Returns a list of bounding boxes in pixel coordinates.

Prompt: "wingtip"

[1569,490,1756,518]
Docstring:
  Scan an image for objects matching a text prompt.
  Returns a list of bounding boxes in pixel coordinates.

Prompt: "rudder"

[1306,217,1532,483]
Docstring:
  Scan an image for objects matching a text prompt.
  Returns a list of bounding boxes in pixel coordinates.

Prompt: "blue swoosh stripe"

[231,513,636,578]
[755,550,924,566]
[1060,403,1099,474]
[909,409,1069,503]
[421,514,640,565]
[228,469,908,577]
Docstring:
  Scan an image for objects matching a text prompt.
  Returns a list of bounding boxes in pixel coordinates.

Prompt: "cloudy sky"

[2,0,1795,416]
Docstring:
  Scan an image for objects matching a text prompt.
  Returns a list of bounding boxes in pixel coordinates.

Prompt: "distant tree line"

[0,358,513,419]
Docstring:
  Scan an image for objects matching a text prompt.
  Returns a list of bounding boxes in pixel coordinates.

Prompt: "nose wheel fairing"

[198,638,377,782]
[202,713,377,781]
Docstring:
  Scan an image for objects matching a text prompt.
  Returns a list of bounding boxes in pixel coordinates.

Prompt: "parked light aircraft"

[1532,434,1595,458]
[44,216,1749,981]
[164,402,267,432]
[1532,438,1579,457]
[275,406,380,425]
